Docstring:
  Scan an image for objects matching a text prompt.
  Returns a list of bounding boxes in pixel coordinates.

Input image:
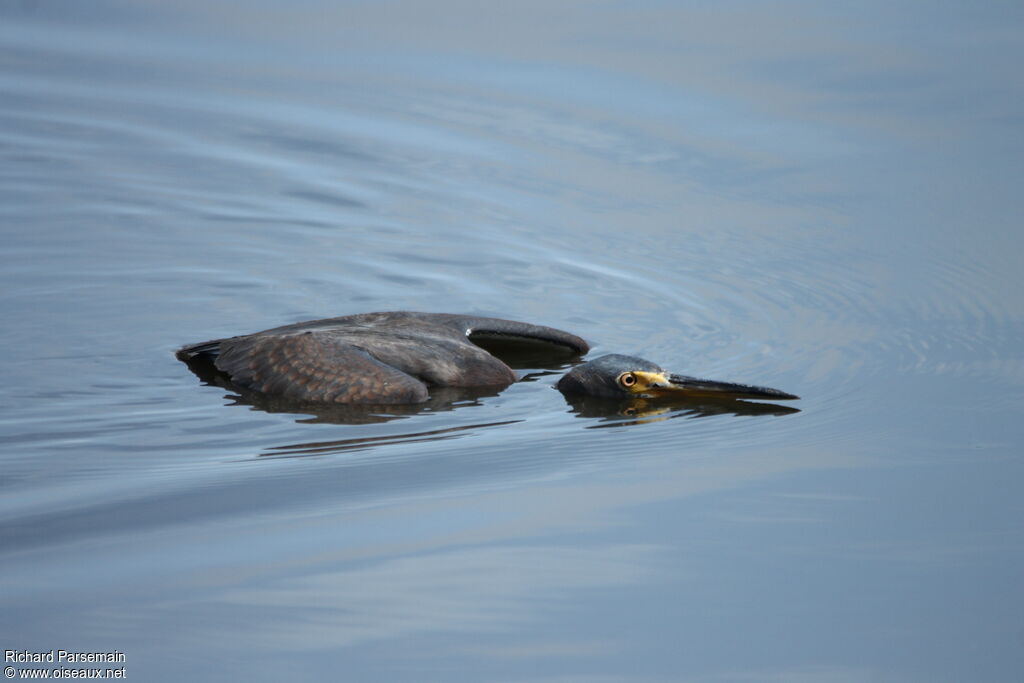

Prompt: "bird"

[176,311,798,405]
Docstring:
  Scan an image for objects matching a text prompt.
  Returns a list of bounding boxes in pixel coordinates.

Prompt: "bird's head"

[556,354,798,401]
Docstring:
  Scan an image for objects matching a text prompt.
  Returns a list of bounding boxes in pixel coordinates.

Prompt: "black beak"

[659,373,799,401]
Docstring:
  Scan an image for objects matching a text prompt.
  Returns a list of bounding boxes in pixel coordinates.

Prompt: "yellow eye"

[618,372,637,388]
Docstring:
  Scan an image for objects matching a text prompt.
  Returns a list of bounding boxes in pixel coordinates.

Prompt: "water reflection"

[563,393,800,426]
[223,384,508,425]
[260,420,521,458]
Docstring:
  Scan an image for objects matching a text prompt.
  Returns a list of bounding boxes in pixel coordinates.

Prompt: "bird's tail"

[175,338,223,362]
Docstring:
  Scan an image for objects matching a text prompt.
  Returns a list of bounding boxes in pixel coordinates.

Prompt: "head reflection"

[561,393,800,426]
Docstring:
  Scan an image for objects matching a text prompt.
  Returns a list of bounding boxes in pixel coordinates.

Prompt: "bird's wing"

[213,332,430,404]
[180,312,590,357]
[439,314,590,354]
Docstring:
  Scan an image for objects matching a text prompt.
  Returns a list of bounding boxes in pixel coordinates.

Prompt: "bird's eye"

[619,372,637,388]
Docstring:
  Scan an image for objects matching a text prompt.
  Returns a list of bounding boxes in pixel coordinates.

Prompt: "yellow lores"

[616,370,672,396]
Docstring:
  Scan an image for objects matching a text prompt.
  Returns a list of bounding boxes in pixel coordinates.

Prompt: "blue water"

[2,2,1023,681]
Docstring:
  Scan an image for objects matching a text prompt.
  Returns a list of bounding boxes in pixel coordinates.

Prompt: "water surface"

[2,2,1023,681]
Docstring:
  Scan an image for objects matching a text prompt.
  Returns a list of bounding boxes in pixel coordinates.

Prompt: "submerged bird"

[176,311,798,404]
